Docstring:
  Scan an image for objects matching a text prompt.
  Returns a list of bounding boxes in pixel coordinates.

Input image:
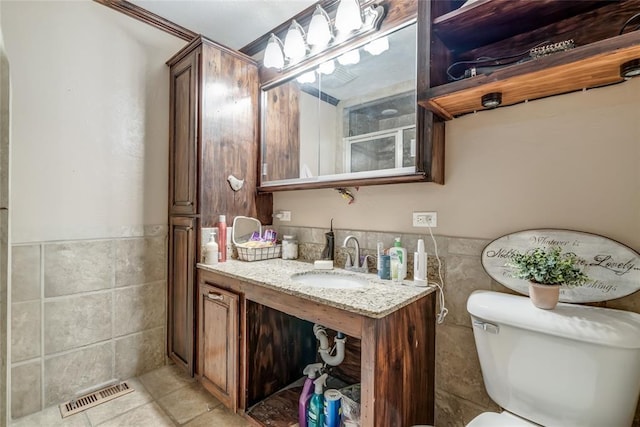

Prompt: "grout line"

[111,238,116,382]
[40,242,45,413]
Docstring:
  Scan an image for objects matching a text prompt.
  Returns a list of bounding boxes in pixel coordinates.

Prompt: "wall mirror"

[259,21,425,190]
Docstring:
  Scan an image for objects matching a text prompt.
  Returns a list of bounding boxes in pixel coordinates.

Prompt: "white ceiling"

[129,0,317,49]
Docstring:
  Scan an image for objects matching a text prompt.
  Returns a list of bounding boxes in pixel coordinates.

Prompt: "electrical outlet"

[278,211,291,222]
[413,212,437,227]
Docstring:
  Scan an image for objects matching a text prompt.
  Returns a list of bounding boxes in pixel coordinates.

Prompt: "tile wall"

[276,225,640,427]
[10,227,167,419]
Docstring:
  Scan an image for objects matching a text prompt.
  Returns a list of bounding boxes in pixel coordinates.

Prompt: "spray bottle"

[298,363,324,427]
[307,373,328,427]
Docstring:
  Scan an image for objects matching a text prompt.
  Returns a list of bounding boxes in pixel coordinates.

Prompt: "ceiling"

[128,0,317,49]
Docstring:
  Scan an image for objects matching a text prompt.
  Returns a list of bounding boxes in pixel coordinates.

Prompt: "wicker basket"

[235,244,281,262]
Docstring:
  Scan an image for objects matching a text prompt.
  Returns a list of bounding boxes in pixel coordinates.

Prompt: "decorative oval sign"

[482,229,640,303]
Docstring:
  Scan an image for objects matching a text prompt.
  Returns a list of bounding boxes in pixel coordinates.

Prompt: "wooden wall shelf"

[419,31,640,120]
[433,0,614,52]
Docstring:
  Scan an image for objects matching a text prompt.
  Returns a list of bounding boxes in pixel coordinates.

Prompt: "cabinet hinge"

[262,163,267,176]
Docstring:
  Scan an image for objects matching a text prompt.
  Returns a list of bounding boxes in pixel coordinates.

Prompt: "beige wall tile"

[44,342,113,407]
[11,301,41,362]
[44,240,114,297]
[436,323,493,408]
[11,245,40,302]
[44,293,112,354]
[448,238,490,257]
[113,281,165,337]
[115,237,165,287]
[435,388,498,427]
[11,361,42,419]
[444,255,493,326]
[115,328,164,379]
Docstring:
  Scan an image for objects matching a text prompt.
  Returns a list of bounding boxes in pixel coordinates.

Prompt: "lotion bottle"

[203,230,219,266]
[298,363,323,427]
[307,373,328,427]
[414,238,428,286]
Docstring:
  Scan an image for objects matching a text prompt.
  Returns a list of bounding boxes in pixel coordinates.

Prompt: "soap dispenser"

[320,219,335,261]
[298,363,324,427]
[307,373,328,427]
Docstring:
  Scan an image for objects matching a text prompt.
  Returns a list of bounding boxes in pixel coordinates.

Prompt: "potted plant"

[508,246,588,309]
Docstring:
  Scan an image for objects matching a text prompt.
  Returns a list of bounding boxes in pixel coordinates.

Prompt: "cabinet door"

[168,216,196,375]
[169,49,199,215]
[198,283,239,411]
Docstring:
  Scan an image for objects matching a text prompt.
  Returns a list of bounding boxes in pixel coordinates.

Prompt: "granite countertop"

[197,258,436,318]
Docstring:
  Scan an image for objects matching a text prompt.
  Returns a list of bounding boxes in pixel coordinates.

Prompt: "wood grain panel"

[361,293,436,426]
[262,81,300,182]
[433,0,613,52]
[424,34,640,118]
[245,301,317,406]
[168,216,196,375]
[458,0,640,63]
[199,41,263,227]
[199,284,239,411]
[169,52,199,215]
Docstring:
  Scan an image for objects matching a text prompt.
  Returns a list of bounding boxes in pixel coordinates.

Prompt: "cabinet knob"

[186,201,193,206]
[207,292,224,301]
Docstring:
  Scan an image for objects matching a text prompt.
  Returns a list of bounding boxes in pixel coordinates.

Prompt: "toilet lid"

[467,412,539,426]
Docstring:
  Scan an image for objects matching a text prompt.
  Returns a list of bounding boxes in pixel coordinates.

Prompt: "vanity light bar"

[263,0,386,72]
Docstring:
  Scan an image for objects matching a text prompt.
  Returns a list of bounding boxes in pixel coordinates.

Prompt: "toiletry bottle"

[376,242,383,272]
[217,215,227,262]
[307,373,328,427]
[414,238,428,286]
[320,219,334,261]
[204,230,219,266]
[298,363,324,427]
[390,237,407,282]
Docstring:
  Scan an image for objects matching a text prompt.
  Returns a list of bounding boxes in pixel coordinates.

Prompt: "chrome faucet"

[342,235,369,273]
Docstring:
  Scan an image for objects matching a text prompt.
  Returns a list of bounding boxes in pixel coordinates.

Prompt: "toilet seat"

[467,411,540,426]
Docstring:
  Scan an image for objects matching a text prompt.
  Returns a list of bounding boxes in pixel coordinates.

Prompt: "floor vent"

[59,382,134,418]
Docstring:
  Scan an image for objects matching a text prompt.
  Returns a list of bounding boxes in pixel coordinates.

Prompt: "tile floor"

[11,365,252,426]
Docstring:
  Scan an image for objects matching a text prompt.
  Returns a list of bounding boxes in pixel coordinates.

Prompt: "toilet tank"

[467,290,640,427]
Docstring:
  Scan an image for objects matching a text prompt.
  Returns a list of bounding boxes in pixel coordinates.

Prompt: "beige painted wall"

[2,0,185,244]
[274,78,640,252]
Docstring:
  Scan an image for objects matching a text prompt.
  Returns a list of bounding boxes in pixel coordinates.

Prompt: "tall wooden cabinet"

[166,36,271,376]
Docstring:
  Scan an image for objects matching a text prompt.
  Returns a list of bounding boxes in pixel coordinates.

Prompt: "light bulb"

[296,71,316,84]
[337,49,360,66]
[283,20,307,63]
[364,36,389,55]
[335,0,362,34]
[263,34,284,69]
[318,60,335,75]
[307,5,333,48]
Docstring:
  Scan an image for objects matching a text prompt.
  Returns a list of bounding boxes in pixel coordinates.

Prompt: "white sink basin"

[291,272,368,289]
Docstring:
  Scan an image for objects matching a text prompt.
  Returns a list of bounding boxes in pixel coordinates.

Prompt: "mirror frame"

[250,0,444,191]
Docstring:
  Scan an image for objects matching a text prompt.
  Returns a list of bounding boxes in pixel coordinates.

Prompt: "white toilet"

[466,290,640,427]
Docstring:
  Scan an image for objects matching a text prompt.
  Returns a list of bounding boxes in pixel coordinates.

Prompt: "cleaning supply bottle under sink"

[298,363,324,427]
[307,373,328,427]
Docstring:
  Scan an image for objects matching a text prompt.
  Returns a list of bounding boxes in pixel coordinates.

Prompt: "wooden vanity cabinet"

[197,267,436,426]
[198,282,239,411]
[168,216,197,374]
